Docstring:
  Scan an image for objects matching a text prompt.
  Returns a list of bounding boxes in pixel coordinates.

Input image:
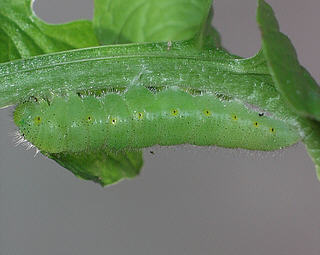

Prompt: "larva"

[14,86,301,153]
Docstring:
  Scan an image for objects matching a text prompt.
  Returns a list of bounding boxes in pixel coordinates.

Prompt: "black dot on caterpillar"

[259,113,264,117]
[137,112,144,120]
[171,109,179,116]
[203,109,211,116]
[254,121,259,127]
[34,116,41,125]
[270,127,275,133]
[110,118,117,125]
[232,115,237,120]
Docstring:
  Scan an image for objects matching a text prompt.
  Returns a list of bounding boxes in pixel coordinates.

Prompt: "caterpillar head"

[14,100,47,148]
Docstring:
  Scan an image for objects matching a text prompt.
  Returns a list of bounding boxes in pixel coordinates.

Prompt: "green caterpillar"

[14,86,300,154]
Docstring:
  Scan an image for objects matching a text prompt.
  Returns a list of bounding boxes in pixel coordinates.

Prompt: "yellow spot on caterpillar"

[34,116,41,125]
[270,127,275,133]
[110,118,117,125]
[203,110,211,116]
[232,115,237,120]
[254,121,259,127]
[171,109,179,116]
[137,112,144,120]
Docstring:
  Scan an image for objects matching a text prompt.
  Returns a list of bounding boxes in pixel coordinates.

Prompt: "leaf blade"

[0,0,99,62]
[46,150,143,187]
[257,0,320,121]
[93,0,213,44]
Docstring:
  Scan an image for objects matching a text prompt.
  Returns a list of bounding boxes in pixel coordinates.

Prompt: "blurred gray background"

[1,0,320,254]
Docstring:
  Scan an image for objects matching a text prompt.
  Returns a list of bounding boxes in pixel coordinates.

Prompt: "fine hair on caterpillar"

[10,130,38,153]
[14,85,301,154]
[3,108,39,155]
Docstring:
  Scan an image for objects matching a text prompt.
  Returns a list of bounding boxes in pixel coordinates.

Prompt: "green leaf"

[46,150,143,187]
[0,0,99,62]
[93,0,213,44]
[193,7,222,49]
[257,0,320,121]
[297,118,320,181]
